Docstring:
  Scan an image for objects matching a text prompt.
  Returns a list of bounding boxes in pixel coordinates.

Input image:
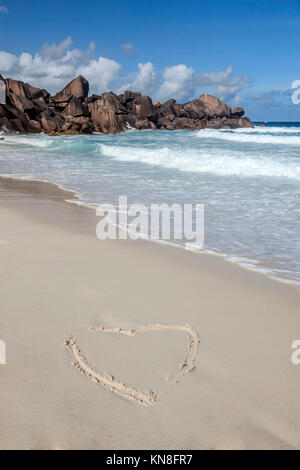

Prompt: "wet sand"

[0,177,300,450]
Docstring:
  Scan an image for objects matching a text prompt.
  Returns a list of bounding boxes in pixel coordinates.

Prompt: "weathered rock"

[119,90,140,105]
[10,118,26,133]
[231,107,245,117]
[5,78,29,98]
[61,121,73,132]
[129,94,154,118]
[39,110,63,133]
[80,122,94,134]
[27,120,42,133]
[40,115,57,132]
[51,75,89,103]
[135,118,157,130]
[157,116,206,130]
[199,94,231,119]
[61,96,87,117]
[67,116,89,126]
[59,129,76,135]
[223,117,252,129]
[61,115,94,134]
[1,103,28,124]
[0,104,8,118]
[0,75,253,134]
[173,104,190,118]
[26,85,50,102]
[159,99,177,117]
[50,94,72,105]
[5,78,50,103]
[0,116,13,131]
[86,94,102,104]
[183,99,206,119]
[7,92,35,114]
[88,92,128,133]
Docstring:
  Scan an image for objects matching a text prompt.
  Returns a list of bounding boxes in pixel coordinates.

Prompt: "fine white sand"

[1,177,300,450]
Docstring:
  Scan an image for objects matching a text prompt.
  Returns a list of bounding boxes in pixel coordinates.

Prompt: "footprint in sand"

[64,323,200,407]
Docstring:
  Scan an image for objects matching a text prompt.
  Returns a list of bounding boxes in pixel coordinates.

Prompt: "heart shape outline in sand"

[64,323,200,406]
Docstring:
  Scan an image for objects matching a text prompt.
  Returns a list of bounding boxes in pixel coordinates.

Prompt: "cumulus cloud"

[40,36,73,60]
[78,57,122,93]
[0,5,7,13]
[0,37,122,94]
[121,43,135,57]
[0,51,18,72]
[197,66,251,101]
[117,62,157,95]
[0,37,251,102]
[197,66,233,86]
[156,64,195,102]
[232,95,244,106]
[155,64,251,103]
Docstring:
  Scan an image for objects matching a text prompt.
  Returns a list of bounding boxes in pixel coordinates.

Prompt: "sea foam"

[0,125,300,285]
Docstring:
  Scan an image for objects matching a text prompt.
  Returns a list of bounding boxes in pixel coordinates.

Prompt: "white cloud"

[121,43,135,57]
[40,37,73,60]
[117,62,157,95]
[0,51,18,72]
[155,64,250,103]
[78,57,122,93]
[197,66,233,86]
[156,64,195,102]
[0,6,7,13]
[0,37,122,94]
[0,37,251,102]
[232,95,244,106]
[197,66,251,100]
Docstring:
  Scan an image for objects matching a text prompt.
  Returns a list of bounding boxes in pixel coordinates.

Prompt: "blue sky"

[0,0,299,120]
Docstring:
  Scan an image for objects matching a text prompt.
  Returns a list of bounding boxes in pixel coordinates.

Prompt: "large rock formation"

[0,74,253,135]
[88,92,128,133]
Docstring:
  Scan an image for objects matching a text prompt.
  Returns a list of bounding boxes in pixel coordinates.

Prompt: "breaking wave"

[98,142,300,180]
[197,128,300,145]
[1,124,300,285]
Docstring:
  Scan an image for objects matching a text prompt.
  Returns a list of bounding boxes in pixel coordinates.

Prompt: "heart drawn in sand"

[64,323,200,406]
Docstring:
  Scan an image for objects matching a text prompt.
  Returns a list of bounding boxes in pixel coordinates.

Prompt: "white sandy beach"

[1,177,300,450]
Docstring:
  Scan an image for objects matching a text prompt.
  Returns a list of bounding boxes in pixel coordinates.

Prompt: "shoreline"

[0,173,298,291]
[1,176,300,449]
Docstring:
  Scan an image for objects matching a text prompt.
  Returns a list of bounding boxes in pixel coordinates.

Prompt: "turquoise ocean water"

[1,123,300,285]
